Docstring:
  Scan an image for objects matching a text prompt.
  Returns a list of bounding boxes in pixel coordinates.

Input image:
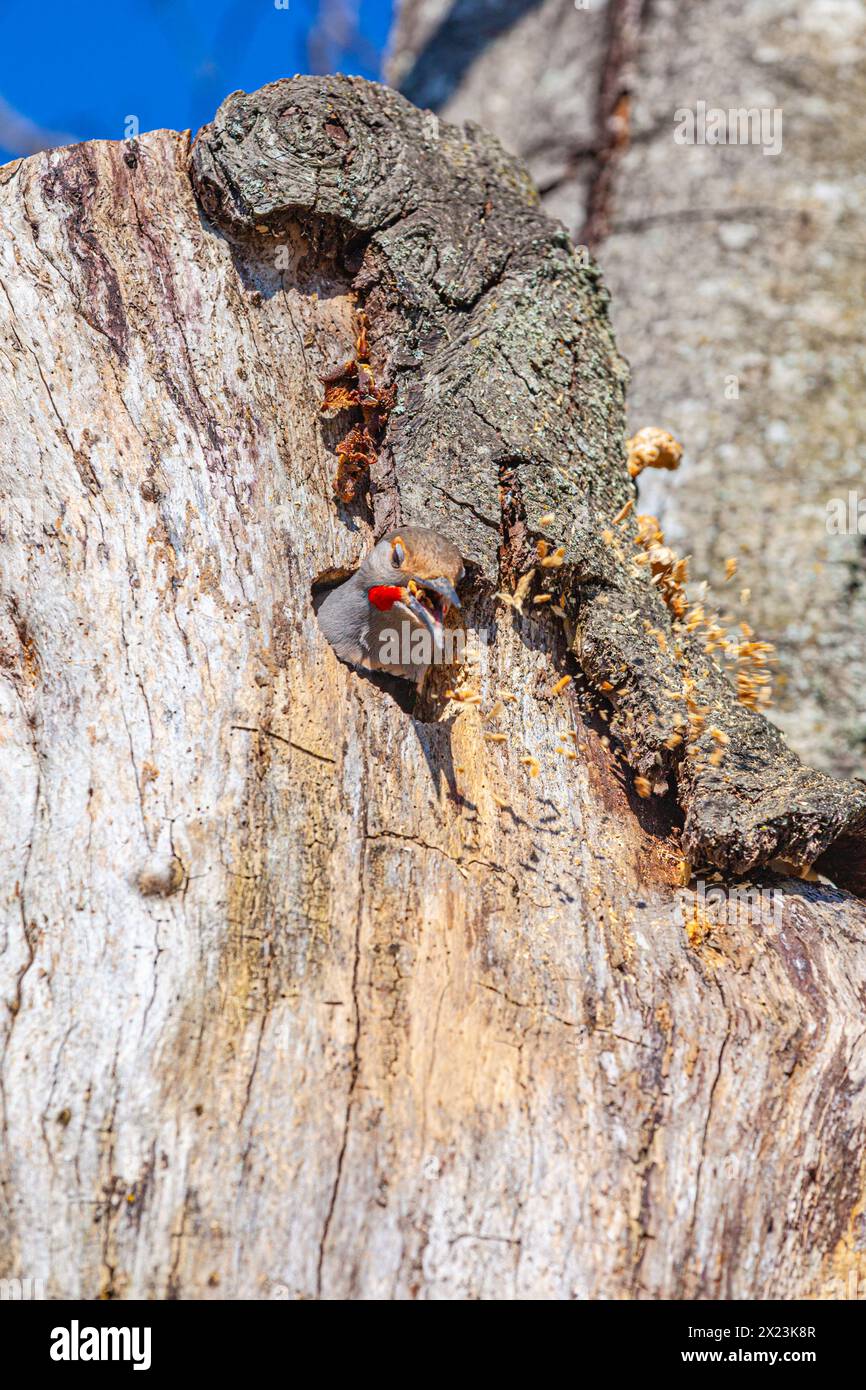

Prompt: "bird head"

[359,526,463,653]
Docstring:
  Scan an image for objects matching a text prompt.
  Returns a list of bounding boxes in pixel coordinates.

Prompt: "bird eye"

[391,541,405,567]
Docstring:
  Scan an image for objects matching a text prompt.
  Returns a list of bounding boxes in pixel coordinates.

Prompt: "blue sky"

[0,0,394,163]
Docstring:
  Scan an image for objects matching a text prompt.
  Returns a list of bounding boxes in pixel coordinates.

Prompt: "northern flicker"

[317,527,464,682]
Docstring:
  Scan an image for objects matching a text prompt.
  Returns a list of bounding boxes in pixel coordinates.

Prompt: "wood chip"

[540,547,566,568]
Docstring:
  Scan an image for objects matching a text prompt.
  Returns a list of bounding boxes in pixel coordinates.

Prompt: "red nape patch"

[368,585,403,611]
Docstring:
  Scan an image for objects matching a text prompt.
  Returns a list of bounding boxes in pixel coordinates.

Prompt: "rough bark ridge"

[0,78,865,1300]
[389,0,866,787]
[191,76,866,884]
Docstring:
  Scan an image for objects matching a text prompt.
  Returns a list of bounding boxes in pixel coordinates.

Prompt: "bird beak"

[401,588,441,643]
[420,576,461,610]
[399,574,461,649]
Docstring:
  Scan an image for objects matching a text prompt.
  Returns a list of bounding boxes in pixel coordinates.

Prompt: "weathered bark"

[389,0,866,785]
[191,77,866,881]
[1,77,865,1301]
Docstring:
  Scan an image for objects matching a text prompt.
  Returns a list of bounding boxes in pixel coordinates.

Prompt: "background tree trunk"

[390,0,866,781]
[1,77,865,1301]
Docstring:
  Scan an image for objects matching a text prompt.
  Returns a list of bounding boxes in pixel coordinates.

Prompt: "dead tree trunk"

[1,77,865,1301]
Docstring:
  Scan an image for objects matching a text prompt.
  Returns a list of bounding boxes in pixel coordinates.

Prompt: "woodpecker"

[317,527,464,682]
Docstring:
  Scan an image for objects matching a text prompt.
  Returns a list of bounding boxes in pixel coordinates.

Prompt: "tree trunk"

[390,0,866,782]
[1,77,865,1302]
